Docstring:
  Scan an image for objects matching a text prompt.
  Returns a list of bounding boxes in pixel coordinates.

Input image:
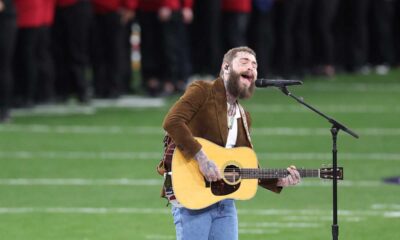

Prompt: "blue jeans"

[171,199,238,240]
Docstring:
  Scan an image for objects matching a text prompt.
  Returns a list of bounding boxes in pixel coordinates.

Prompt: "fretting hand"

[194,149,222,182]
[277,165,301,187]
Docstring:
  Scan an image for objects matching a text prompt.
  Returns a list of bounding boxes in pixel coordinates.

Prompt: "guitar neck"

[239,168,320,179]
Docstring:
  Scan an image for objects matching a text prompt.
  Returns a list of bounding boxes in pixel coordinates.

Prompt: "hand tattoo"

[194,149,222,182]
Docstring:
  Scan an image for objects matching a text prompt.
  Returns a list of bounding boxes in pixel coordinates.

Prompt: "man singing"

[162,46,301,239]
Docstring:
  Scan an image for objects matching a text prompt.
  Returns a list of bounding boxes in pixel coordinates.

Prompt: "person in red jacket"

[52,0,92,103]
[158,0,193,96]
[0,0,17,122]
[91,0,138,98]
[36,0,56,104]
[137,0,193,97]
[13,0,45,108]
[190,0,222,77]
[137,0,163,96]
[221,0,252,52]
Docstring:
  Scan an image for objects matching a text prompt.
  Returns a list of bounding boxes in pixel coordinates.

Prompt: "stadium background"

[1,0,400,239]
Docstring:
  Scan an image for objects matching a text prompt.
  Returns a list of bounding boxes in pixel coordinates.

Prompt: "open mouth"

[240,72,254,83]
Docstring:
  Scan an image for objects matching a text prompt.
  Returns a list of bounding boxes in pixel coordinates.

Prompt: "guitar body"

[171,137,344,209]
[172,137,259,210]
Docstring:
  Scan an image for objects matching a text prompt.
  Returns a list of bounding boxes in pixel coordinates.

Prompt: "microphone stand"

[278,86,359,240]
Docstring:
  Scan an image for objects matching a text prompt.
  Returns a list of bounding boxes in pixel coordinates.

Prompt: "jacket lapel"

[213,78,228,146]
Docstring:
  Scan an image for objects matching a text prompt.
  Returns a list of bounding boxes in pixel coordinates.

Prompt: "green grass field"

[1,71,399,239]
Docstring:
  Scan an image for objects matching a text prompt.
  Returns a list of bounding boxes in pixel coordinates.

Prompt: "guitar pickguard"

[205,179,241,196]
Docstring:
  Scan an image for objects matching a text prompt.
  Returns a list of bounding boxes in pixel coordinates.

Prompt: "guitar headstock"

[319,167,344,180]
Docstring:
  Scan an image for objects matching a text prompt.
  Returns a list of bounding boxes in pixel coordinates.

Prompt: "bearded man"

[162,46,301,240]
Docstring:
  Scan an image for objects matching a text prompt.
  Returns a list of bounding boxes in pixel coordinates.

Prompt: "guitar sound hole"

[204,164,241,196]
[224,165,241,184]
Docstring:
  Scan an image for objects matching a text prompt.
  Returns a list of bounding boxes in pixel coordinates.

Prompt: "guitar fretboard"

[238,168,319,179]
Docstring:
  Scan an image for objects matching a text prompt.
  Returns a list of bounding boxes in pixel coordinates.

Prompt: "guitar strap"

[238,103,253,149]
[157,134,175,176]
[156,134,175,199]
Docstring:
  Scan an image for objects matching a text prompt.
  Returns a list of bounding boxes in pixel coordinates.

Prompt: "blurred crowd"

[1,0,400,123]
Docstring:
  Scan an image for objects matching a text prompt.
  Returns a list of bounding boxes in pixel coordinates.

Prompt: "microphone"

[255,79,303,88]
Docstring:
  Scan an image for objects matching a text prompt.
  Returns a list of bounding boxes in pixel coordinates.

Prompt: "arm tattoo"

[194,149,208,163]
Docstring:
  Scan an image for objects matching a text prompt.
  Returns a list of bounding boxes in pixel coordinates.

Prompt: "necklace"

[227,103,236,129]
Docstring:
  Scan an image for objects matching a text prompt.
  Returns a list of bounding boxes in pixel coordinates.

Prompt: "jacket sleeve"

[258,179,282,193]
[162,81,208,159]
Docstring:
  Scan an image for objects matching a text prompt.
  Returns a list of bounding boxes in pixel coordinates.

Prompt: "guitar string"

[221,169,321,178]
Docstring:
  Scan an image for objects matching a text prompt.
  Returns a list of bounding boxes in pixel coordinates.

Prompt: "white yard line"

[299,180,384,187]
[293,83,400,92]
[145,235,176,239]
[2,125,400,136]
[246,104,400,113]
[238,229,280,234]
[0,178,384,187]
[281,215,362,222]
[254,82,400,93]
[1,150,399,161]
[0,178,163,186]
[252,127,400,136]
[371,204,400,210]
[0,207,171,214]
[0,151,161,160]
[238,209,400,218]
[384,212,400,218]
[11,106,96,116]
[0,207,397,219]
[256,152,400,161]
[11,97,165,116]
[0,124,163,134]
[239,222,321,228]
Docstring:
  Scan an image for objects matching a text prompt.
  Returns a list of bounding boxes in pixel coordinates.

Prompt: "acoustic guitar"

[171,137,343,210]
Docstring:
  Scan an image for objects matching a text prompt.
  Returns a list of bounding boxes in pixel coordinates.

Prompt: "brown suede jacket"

[163,78,282,193]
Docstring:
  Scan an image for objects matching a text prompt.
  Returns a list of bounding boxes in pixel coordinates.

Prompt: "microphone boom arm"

[279,86,359,138]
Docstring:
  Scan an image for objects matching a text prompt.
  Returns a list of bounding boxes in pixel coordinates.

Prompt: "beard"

[226,69,255,99]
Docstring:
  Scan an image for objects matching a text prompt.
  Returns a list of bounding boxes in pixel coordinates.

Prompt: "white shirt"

[225,103,241,149]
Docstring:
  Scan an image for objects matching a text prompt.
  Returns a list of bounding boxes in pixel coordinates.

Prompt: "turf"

[1,70,399,239]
